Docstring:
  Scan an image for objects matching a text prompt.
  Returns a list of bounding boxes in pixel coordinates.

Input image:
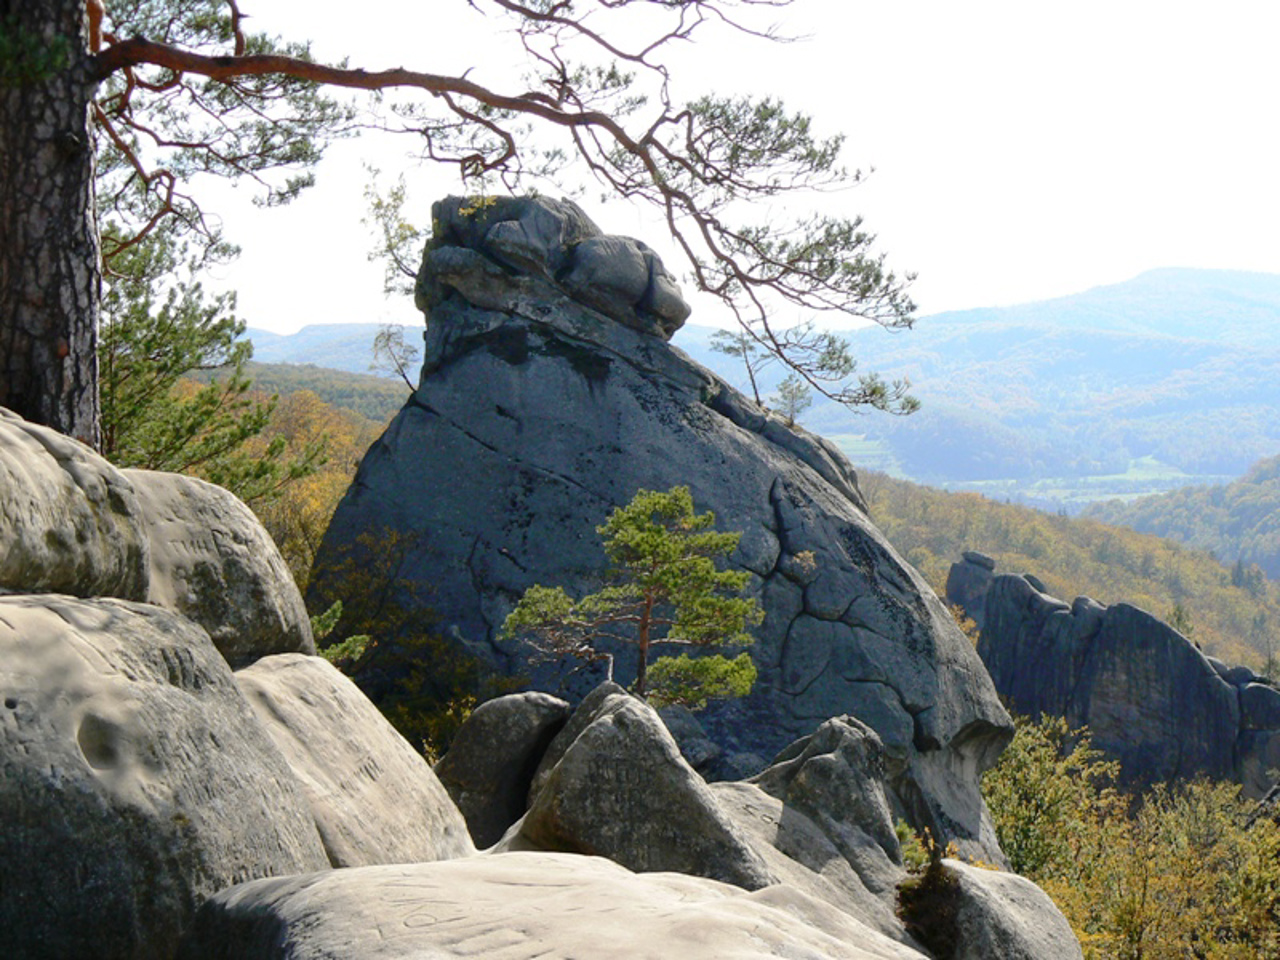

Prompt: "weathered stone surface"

[1224,664,1257,686]
[752,716,903,871]
[707,717,924,944]
[1241,682,1280,731]
[312,201,1013,857]
[176,853,926,960]
[946,859,1083,960]
[235,653,474,867]
[433,690,570,848]
[0,406,148,600]
[517,686,775,890]
[0,594,329,960]
[127,469,314,666]
[417,195,690,339]
[950,558,1280,795]
[712,780,915,946]
[944,552,995,630]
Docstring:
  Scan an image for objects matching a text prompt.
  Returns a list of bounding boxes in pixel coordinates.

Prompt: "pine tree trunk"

[0,0,101,447]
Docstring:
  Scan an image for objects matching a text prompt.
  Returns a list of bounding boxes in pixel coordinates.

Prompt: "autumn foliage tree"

[983,713,1280,956]
[2,0,917,448]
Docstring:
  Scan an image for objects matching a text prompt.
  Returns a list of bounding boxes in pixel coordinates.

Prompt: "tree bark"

[0,0,100,447]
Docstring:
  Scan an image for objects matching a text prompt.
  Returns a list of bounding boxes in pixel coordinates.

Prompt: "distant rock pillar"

[945,550,996,630]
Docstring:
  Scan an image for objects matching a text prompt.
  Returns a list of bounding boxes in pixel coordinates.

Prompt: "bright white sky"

[199,0,1280,335]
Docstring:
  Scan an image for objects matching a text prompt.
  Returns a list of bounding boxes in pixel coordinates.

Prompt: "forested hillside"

[190,361,410,423]
[861,471,1280,669]
[1087,453,1280,582]
[823,269,1280,503]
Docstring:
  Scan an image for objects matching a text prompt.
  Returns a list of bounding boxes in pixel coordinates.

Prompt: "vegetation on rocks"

[502,486,762,706]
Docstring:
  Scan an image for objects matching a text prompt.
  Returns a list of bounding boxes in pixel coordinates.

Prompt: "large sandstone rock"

[235,653,474,866]
[0,406,149,599]
[311,195,1013,858]
[433,690,570,847]
[947,859,1083,960]
[710,720,922,945]
[752,715,904,873]
[515,684,774,890]
[0,407,314,668]
[175,853,925,960]
[948,559,1280,793]
[127,469,314,665]
[0,595,329,960]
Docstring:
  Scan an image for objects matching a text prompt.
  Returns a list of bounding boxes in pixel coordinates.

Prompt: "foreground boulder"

[948,556,1280,794]
[0,406,149,600]
[0,408,314,667]
[176,853,923,960]
[236,653,474,866]
[128,470,315,665]
[0,595,329,960]
[311,195,1013,858]
[947,859,1083,960]
[433,690,570,847]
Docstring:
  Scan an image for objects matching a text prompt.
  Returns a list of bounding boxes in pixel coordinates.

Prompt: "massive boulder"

[127,469,314,665]
[0,406,149,600]
[235,653,475,866]
[947,557,1280,794]
[433,690,570,848]
[512,684,774,890]
[0,408,313,666]
[0,594,330,960]
[310,195,1013,857]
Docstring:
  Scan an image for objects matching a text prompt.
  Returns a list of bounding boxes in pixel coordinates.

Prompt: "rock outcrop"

[0,405,1076,960]
[0,406,149,599]
[176,853,924,960]
[311,195,1013,858]
[129,470,314,665]
[947,554,1280,795]
[0,594,330,960]
[514,684,775,890]
[433,690,570,848]
[0,410,314,664]
[946,859,1083,960]
[236,653,475,866]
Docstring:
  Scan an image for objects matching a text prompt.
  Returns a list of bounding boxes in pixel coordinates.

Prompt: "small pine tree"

[771,373,813,426]
[502,486,762,706]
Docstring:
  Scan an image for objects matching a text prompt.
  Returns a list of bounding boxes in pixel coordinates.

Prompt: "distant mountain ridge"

[245,323,420,373]
[244,268,1280,509]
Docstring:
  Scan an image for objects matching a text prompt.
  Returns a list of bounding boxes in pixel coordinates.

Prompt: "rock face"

[128,469,314,665]
[176,687,1082,960]
[0,406,149,600]
[311,195,1013,857]
[516,685,774,890]
[176,853,924,960]
[235,653,475,866]
[433,690,570,848]
[948,556,1280,795]
[0,594,330,960]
